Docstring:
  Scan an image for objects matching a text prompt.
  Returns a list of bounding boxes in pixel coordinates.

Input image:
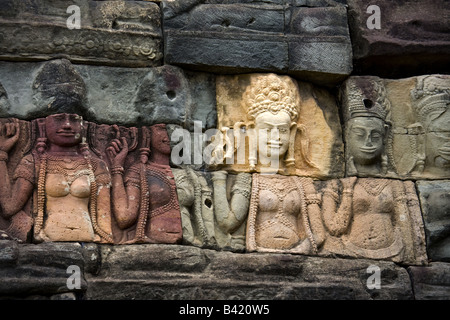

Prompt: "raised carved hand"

[0,119,19,154]
[106,125,129,168]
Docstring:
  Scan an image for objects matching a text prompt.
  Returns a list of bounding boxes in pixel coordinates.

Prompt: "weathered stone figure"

[321,177,428,264]
[244,74,325,254]
[173,167,251,251]
[0,113,113,243]
[410,75,450,176]
[107,124,182,244]
[342,76,397,177]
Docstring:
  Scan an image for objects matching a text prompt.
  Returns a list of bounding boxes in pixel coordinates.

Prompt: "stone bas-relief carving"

[173,168,251,251]
[0,0,163,67]
[341,76,397,178]
[216,73,344,178]
[0,115,184,245]
[246,174,325,255]
[320,177,428,265]
[409,75,450,177]
[0,114,113,243]
[342,74,450,179]
[105,124,183,244]
[416,180,450,262]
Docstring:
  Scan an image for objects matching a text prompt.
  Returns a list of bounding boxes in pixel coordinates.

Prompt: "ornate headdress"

[343,76,391,123]
[243,74,299,122]
[411,75,450,122]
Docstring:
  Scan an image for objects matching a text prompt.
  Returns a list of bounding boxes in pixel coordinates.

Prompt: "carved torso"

[254,175,306,249]
[125,161,182,243]
[347,179,397,251]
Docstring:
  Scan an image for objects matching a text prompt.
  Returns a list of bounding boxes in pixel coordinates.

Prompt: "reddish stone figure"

[0,114,113,243]
[108,124,182,244]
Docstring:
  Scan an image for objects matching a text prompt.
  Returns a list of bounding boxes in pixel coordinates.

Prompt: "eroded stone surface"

[173,168,251,251]
[347,0,450,78]
[408,262,450,300]
[416,180,450,262]
[0,0,163,67]
[162,0,352,86]
[0,60,216,127]
[85,243,414,300]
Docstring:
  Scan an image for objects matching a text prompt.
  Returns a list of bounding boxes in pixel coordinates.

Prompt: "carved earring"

[79,118,90,156]
[407,123,426,174]
[284,122,297,168]
[35,118,47,154]
[140,126,151,164]
[247,122,257,172]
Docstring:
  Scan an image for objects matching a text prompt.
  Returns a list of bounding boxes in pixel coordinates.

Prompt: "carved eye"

[372,132,382,140]
[351,128,365,136]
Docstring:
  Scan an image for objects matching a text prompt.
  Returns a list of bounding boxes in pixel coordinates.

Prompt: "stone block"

[347,0,450,77]
[416,180,450,262]
[0,241,87,298]
[408,262,450,300]
[215,73,344,178]
[0,60,216,127]
[340,74,450,180]
[162,0,352,86]
[0,0,163,67]
[85,243,414,300]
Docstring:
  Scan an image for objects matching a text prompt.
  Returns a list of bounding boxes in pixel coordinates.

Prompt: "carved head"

[412,75,450,170]
[242,74,300,171]
[150,124,171,156]
[45,113,83,148]
[343,77,394,175]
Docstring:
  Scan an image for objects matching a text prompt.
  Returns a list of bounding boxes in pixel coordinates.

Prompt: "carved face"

[347,117,386,165]
[423,106,450,168]
[150,124,171,156]
[254,111,292,164]
[45,113,83,147]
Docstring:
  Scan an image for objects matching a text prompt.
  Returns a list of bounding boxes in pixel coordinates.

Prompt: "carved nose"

[365,135,373,147]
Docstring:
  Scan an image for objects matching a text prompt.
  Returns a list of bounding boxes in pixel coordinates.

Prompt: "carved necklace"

[358,178,390,197]
[45,154,92,186]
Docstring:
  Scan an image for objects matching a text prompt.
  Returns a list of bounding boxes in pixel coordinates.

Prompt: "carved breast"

[255,176,303,249]
[45,173,91,199]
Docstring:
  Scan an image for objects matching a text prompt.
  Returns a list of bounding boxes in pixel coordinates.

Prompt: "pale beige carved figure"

[210,170,251,251]
[246,174,324,254]
[216,73,343,178]
[240,75,326,254]
[173,167,251,251]
[341,76,397,177]
[173,167,216,248]
[409,75,450,177]
[321,177,427,265]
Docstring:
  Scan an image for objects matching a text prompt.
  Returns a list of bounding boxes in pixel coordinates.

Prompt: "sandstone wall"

[0,0,449,302]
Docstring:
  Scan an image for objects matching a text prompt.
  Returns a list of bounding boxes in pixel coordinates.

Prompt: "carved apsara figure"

[342,76,397,177]
[409,75,450,176]
[321,177,427,264]
[211,170,251,251]
[107,124,182,244]
[0,113,113,243]
[243,74,325,254]
[173,167,251,251]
